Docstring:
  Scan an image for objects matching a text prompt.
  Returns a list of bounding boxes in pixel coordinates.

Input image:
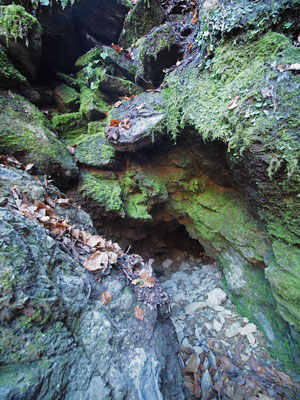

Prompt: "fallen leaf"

[136,103,146,110]
[228,93,239,109]
[134,305,144,321]
[112,43,121,52]
[101,290,112,306]
[84,251,109,272]
[191,9,198,25]
[114,100,123,108]
[25,163,34,171]
[87,235,106,249]
[132,268,155,288]
[109,120,122,127]
[122,94,135,101]
[277,62,300,72]
[120,117,131,130]
[107,251,118,264]
[188,43,193,53]
[44,194,56,208]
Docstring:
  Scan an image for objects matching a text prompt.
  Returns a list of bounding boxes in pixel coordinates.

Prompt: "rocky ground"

[159,258,300,399]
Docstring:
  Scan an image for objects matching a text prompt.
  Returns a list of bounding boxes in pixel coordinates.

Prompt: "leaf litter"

[2,155,170,313]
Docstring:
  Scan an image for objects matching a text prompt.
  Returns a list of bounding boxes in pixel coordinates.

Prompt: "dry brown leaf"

[278,62,300,72]
[83,251,109,272]
[132,269,155,288]
[122,94,135,101]
[100,290,112,306]
[188,42,193,53]
[134,305,144,321]
[107,251,118,264]
[114,100,123,108]
[67,145,76,155]
[81,230,91,244]
[191,9,198,25]
[87,235,106,248]
[110,120,122,127]
[112,43,122,52]
[120,117,131,130]
[228,93,239,109]
[270,364,294,386]
[44,194,56,208]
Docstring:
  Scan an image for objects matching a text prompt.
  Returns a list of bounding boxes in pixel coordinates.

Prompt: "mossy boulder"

[79,87,107,121]
[52,111,87,139]
[0,90,77,181]
[75,125,121,169]
[136,22,181,84]
[119,0,165,48]
[0,4,41,81]
[54,84,80,113]
[98,74,142,98]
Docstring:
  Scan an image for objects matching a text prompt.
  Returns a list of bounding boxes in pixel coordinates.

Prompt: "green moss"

[0,91,76,173]
[162,31,300,178]
[52,112,87,138]
[79,86,109,119]
[54,84,80,112]
[75,47,102,68]
[120,170,168,220]
[80,172,124,214]
[225,266,300,374]
[0,4,40,44]
[0,48,26,87]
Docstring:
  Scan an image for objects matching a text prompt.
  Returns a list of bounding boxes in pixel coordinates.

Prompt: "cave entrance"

[127,220,214,273]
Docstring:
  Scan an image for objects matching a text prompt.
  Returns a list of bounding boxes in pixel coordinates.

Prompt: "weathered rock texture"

[0,166,185,400]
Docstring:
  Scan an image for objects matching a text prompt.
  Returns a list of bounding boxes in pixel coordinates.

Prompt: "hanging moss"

[0,4,40,44]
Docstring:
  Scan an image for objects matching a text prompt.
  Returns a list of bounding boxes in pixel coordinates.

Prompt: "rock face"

[0,170,185,399]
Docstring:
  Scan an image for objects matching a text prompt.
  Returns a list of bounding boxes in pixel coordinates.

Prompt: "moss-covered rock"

[52,111,87,139]
[0,90,77,181]
[54,84,80,113]
[136,22,181,84]
[75,124,121,169]
[98,73,142,97]
[119,0,165,48]
[79,87,107,121]
[0,4,41,80]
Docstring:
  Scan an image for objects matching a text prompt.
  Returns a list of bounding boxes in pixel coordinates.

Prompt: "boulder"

[135,22,182,85]
[0,90,77,183]
[54,84,80,113]
[98,74,142,98]
[75,127,122,170]
[119,0,165,48]
[0,207,184,399]
[0,4,41,81]
[109,91,166,152]
[79,87,107,121]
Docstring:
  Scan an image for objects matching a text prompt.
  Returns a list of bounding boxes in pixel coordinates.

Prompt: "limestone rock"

[201,370,213,398]
[54,84,80,113]
[0,91,77,183]
[206,288,227,308]
[240,323,257,336]
[110,91,165,152]
[0,207,185,400]
[225,322,241,338]
[185,302,206,314]
[119,0,165,48]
